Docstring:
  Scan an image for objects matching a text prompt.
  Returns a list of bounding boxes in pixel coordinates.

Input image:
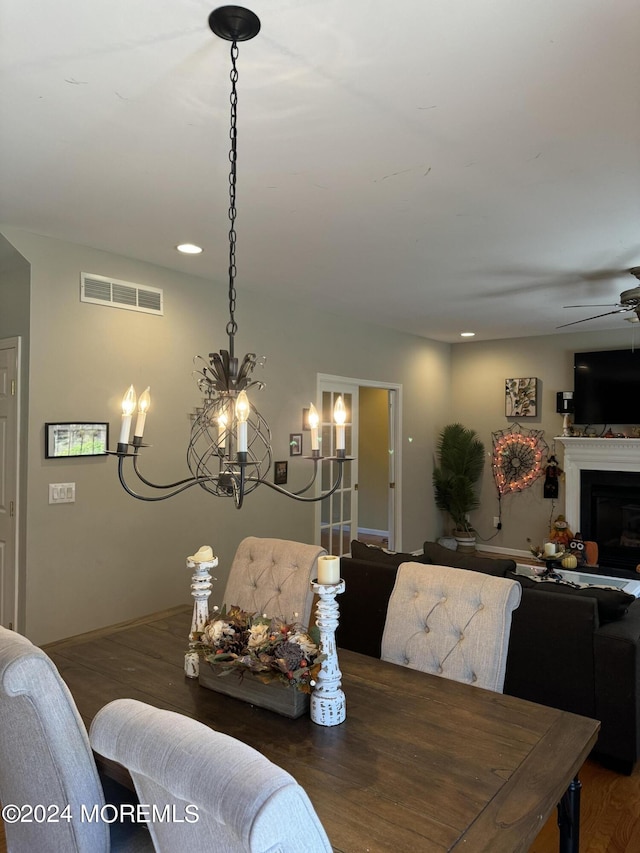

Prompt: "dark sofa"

[337,540,640,773]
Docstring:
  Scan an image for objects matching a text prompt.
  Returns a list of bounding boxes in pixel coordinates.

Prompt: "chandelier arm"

[244,461,345,503]
[117,457,222,501]
[131,453,205,490]
[290,458,320,495]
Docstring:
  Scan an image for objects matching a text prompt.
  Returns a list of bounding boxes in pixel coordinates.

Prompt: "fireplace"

[580,470,640,572]
[558,437,640,577]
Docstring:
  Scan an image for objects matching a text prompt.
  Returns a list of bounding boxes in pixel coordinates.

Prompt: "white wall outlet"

[49,483,76,504]
[493,516,500,528]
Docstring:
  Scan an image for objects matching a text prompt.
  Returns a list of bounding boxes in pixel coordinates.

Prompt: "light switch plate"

[49,483,76,504]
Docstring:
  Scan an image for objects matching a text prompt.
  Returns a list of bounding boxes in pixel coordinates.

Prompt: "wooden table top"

[45,606,599,853]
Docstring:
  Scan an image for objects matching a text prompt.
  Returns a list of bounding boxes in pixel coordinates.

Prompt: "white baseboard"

[358,527,389,538]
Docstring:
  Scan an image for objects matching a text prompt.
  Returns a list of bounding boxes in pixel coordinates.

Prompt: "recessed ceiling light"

[176,243,203,255]
[460,331,475,337]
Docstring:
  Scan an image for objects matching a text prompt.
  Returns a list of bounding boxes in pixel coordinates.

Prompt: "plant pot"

[454,531,476,554]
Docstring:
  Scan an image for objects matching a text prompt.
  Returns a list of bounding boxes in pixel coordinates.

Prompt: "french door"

[316,380,358,557]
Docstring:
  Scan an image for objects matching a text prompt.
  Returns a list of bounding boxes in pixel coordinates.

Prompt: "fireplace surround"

[558,437,640,576]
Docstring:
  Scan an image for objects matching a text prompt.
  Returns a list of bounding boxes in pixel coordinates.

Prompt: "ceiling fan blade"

[556,307,630,329]
[562,303,617,308]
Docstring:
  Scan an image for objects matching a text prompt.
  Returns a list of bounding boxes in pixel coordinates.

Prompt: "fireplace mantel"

[556,437,640,531]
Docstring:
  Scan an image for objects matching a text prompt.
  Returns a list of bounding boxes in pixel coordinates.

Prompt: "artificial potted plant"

[432,423,485,553]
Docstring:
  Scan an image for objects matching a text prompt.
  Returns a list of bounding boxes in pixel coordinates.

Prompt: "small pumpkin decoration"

[561,553,578,570]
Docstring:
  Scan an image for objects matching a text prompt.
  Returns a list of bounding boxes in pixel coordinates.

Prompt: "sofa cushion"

[422,541,515,577]
[507,571,634,624]
[350,540,429,568]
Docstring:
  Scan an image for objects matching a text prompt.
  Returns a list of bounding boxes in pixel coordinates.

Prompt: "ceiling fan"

[557,268,640,328]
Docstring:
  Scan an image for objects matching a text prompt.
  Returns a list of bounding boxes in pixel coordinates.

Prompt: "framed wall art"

[274,460,288,485]
[505,378,538,418]
[289,433,303,456]
[45,422,109,458]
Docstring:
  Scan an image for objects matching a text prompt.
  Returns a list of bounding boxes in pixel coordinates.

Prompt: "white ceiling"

[1,0,639,343]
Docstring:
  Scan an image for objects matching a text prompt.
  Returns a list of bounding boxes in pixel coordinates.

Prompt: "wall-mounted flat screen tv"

[574,348,640,425]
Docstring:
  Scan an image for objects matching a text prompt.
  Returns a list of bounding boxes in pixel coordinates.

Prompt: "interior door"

[0,338,19,629]
[386,389,397,551]
[316,381,358,557]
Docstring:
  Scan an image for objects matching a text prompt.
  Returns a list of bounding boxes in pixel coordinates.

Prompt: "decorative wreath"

[492,424,548,496]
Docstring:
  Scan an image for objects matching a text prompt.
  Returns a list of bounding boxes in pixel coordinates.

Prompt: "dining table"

[45,604,599,853]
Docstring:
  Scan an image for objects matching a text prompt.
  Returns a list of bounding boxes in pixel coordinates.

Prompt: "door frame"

[0,336,21,630]
[316,374,402,552]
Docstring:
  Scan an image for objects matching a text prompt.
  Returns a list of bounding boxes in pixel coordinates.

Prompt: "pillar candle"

[317,555,340,584]
[544,542,556,557]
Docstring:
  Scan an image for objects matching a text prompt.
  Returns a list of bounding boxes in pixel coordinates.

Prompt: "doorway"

[316,375,401,557]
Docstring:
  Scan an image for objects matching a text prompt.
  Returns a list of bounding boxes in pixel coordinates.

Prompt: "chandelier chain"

[226,42,240,351]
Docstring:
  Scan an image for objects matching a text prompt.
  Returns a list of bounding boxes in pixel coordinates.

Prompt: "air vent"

[80,273,163,316]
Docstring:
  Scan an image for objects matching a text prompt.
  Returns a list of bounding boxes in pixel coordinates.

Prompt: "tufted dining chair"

[222,537,327,624]
[0,625,152,853]
[90,697,333,852]
[381,562,522,693]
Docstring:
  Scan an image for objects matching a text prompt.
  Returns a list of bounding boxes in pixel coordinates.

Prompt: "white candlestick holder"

[184,556,218,678]
[310,579,346,726]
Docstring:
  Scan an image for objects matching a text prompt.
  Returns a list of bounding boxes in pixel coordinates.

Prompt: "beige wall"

[358,387,389,533]
[1,227,450,644]
[449,328,639,555]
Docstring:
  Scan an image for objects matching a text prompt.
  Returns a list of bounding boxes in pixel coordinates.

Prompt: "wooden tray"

[199,665,310,718]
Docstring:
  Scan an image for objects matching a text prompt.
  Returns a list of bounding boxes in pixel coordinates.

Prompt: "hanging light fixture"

[111,6,352,509]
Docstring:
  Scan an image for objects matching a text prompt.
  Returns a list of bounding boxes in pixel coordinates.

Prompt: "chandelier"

[111,6,352,509]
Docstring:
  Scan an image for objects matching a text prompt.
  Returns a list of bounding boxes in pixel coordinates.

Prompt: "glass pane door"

[317,385,358,557]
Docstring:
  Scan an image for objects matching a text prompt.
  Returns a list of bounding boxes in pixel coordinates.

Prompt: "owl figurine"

[568,533,587,567]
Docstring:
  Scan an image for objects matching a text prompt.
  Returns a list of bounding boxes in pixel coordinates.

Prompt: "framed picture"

[45,422,109,458]
[274,460,288,485]
[505,378,538,418]
[289,433,303,456]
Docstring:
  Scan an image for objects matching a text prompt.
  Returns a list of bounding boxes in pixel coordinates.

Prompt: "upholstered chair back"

[222,537,326,624]
[0,626,152,853]
[90,698,333,852]
[381,562,522,693]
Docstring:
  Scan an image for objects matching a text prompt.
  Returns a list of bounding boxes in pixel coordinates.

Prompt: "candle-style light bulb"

[134,386,151,440]
[217,409,228,451]
[119,385,137,445]
[334,395,346,452]
[235,390,250,453]
[308,402,320,452]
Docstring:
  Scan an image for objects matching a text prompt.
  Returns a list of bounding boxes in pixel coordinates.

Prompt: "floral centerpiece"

[192,605,325,694]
